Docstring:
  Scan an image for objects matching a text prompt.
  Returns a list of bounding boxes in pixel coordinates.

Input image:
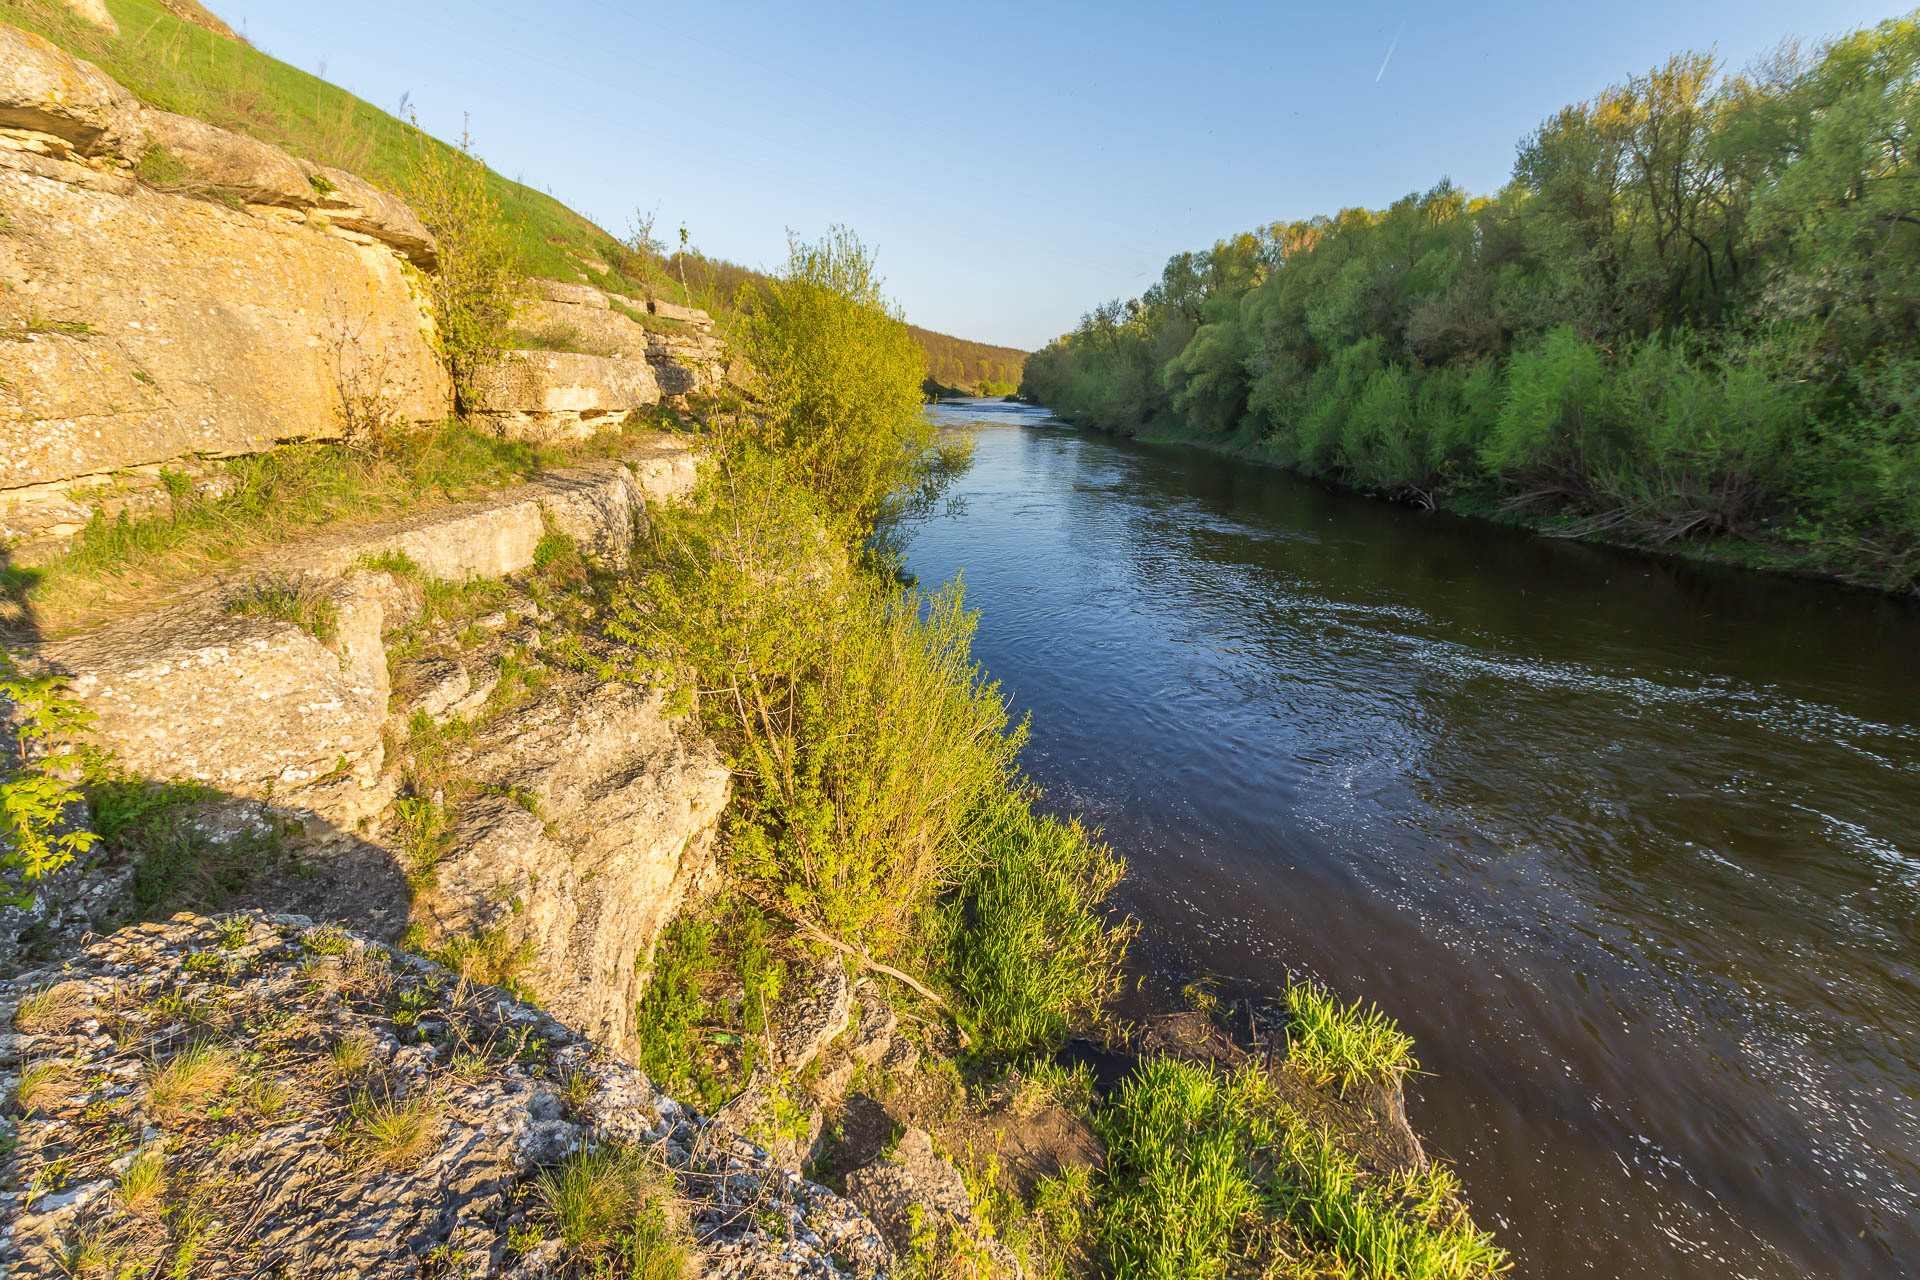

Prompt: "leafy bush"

[1,650,100,901]
[406,129,522,411]
[621,477,1021,947]
[736,227,968,540]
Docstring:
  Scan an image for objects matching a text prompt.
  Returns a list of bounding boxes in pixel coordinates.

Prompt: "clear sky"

[222,0,1909,350]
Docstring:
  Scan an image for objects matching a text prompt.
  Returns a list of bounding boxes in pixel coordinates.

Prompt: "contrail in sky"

[1375,23,1404,83]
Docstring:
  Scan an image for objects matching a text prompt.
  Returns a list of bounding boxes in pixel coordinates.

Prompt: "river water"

[904,400,1920,1279]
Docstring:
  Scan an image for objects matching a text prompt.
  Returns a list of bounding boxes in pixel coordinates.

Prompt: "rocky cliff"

[0,25,731,544]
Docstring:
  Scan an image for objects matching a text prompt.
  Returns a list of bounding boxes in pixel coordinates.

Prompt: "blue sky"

[224,0,1909,350]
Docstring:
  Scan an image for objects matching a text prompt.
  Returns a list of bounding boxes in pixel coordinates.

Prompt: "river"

[904,400,1920,1279]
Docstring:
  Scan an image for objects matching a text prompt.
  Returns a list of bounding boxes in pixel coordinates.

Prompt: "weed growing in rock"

[423,925,536,1002]
[10,982,90,1033]
[14,1058,68,1115]
[327,1038,374,1083]
[117,1146,167,1216]
[347,1088,440,1169]
[1283,981,1418,1093]
[221,575,339,644]
[143,1041,236,1122]
[531,1144,689,1280]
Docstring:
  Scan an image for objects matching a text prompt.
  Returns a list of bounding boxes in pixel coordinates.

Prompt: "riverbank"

[1102,413,1920,600]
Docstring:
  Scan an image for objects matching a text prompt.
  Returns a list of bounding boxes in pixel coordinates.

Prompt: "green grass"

[531,1144,689,1280]
[222,575,339,644]
[933,787,1131,1057]
[83,762,281,920]
[1092,1057,1507,1279]
[630,901,787,1113]
[1283,981,1418,1093]
[2,424,547,635]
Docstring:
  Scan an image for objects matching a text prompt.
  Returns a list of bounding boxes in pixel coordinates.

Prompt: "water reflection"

[908,402,1920,1278]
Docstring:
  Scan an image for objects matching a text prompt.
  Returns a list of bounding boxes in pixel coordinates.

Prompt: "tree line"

[1022,15,1920,590]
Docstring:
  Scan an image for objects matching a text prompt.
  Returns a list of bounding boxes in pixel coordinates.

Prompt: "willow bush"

[615,233,1127,1048]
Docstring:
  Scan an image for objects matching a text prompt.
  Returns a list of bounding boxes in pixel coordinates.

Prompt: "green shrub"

[406,129,522,410]
[617,457,1020,950]
[1,650,100,902]
[736,227,968,541]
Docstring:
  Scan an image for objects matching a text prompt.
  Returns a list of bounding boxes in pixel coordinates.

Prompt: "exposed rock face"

[469,352,661,441]
[45,576,397,801]
[420,680,731,1057]
[34,451,692,831]
[0,913,897,1279]
[0,25,448,542]
[474,280,730,436]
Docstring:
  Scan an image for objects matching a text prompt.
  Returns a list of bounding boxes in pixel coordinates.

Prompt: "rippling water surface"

[904,401,1920,1279]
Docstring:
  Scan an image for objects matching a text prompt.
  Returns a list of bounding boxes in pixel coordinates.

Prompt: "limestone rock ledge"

[0,24,450,540]
[0,913,895,1280]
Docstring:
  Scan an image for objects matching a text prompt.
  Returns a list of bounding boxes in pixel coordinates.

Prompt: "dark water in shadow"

[905,401,1920,1279]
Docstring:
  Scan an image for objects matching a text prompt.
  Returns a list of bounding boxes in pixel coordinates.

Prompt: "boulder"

[57,0,117,33]
[532,278,608,308]
[42,590,392,798]
[0,26,146,158]
[512,293,652,360]
[0,150,449,495]
[777,962,854,1072]
[419,680,730,1057]
[139,108,313,205]
[308,165,438,268]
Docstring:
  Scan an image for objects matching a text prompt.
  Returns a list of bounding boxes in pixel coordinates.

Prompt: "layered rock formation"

[0,27,449,542]
[0,25,729,542]
[475,280,731,440]
[0,913,897,1279]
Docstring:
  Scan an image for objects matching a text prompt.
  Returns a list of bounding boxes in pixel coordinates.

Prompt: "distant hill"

[909,325,1027,397]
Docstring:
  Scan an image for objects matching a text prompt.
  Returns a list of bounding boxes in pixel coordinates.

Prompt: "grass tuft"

[143,1041,235,1121]
[347,1089,440,1170]
[13,1058,69,1115]
[118,1146,167,1216]
[531,1144,689,1279]
[222,575,339,644]
[1283,981,1418,1093]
